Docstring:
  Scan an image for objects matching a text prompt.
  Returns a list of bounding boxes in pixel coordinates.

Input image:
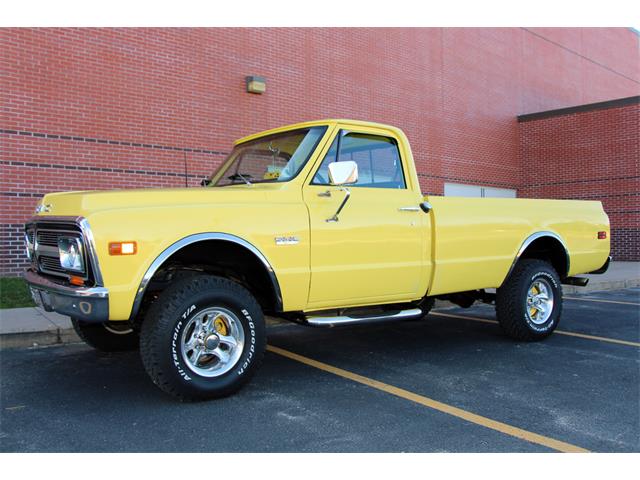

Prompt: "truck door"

[303,128,429,310]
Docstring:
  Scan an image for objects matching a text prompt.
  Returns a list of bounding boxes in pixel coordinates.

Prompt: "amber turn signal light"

[69,275,85,286]
[597,231,607,240]
[109,241,137,255]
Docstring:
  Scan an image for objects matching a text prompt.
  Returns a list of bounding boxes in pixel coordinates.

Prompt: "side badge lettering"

[275,236,299,246]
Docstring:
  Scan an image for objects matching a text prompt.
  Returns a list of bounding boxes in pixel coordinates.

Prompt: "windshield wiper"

[227,173,253,186]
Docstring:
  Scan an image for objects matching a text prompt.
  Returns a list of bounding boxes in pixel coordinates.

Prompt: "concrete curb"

[0,307,80,350]
[0,317,288,350]
[0,328,81,349]
[562,278,640,294]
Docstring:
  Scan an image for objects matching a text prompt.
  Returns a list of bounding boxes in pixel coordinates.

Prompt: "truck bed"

[425,196,610,296]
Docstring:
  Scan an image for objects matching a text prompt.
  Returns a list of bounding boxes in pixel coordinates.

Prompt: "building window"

[444,183,516,198]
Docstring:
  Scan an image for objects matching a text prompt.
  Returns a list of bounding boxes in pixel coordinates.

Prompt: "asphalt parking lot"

[1,288,638,452]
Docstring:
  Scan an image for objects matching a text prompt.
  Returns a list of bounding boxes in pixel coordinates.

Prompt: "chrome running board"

[304,308,423,328]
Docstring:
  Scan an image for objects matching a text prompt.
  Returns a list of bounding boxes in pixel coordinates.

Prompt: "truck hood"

[33,186,279,218]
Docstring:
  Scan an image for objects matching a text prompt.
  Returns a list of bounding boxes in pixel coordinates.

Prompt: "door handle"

[317,190,332,198]
[398,206,420,212]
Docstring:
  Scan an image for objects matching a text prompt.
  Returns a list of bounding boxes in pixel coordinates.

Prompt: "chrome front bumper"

[25,270,109,323]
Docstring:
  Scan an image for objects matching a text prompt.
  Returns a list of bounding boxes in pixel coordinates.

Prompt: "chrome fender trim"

[502,231,570,284]
[129,233,283,321]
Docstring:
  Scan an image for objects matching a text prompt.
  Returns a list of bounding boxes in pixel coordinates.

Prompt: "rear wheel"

[496,259,562,341]
[139,274,265,401]
[71,319,139,351]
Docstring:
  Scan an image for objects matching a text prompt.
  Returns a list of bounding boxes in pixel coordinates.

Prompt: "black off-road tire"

[496,259,563,341]
[71,319,139,352]
[139,275,266,401]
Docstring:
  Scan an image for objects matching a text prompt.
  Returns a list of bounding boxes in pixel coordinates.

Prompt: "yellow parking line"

[564,296,640,307]
[552,329,640,347]
[430,311,640,348]
[267,345,589,453]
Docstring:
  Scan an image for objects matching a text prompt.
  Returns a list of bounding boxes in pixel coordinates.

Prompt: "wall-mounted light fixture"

[246,75,266,94]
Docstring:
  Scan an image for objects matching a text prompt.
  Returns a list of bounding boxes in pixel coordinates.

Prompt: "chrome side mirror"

[328,161,358,186]
[325,161,358,222]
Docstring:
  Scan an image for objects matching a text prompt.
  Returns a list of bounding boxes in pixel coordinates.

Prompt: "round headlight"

[58,237,85,273]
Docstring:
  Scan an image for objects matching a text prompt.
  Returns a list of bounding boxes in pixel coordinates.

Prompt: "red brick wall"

[519,100,639,261]
[2,28,639,274]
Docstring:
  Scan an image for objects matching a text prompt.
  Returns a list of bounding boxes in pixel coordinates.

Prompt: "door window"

[312,132,406,189]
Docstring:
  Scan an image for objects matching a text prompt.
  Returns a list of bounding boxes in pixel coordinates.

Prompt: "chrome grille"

[24,216,102,287]
[36,230,62,247]
[38,255,66,274]
[30,225,88,280]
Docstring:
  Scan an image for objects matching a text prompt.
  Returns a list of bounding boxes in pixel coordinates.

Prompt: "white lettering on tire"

[182,304,196,319]
[237,308,256,376]
[172,310,193,381]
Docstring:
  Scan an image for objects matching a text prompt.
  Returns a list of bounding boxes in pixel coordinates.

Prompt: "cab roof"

[234,119,405,145]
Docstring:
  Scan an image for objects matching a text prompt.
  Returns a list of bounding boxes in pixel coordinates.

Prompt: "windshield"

[209,126,327,186]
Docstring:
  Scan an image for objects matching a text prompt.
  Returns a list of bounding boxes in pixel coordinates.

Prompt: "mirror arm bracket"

[326,188,351,222]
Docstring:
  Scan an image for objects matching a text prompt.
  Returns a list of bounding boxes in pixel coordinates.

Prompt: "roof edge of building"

[517,95,640,123]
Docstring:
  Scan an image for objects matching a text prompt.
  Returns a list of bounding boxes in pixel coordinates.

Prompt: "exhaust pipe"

[562,276,589,287]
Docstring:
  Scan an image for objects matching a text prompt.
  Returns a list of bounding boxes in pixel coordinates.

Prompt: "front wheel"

[139,275,266,401]
[496,259,563,341]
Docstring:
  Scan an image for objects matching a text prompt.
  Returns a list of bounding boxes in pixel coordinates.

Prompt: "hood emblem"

[35,204,52,214]
[275,236,299,246]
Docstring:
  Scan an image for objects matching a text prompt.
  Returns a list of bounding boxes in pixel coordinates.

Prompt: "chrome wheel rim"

[180,307,245,377]
[526,278,554,325]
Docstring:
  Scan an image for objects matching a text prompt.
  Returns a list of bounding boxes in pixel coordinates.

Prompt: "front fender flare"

[128,232,283,321]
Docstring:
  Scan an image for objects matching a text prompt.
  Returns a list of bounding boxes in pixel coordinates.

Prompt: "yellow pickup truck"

[24,119,611,400]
